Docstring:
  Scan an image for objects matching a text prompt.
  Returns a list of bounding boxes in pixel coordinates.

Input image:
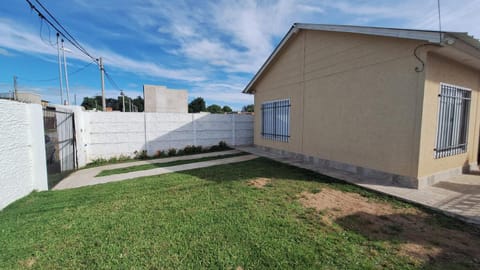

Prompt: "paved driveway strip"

[53,151,257,190]
[53,150,240,190]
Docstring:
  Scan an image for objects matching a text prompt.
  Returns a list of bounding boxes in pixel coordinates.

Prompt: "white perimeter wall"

[82,112,253,162]
[0,100,48,210]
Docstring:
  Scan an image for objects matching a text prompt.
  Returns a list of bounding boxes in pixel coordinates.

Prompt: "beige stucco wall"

[253,30,427,177]
[144,85,188,113]
[417,52,480,178]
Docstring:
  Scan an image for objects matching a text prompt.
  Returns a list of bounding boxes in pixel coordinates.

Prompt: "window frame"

[434,82,472,159]
[261,98,291,142]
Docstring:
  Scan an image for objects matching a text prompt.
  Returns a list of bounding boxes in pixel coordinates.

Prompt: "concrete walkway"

[54,150,257,190]
[238,146,480,226]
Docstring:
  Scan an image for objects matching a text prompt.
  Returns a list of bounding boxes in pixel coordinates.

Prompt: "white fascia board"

[295,23,443,43]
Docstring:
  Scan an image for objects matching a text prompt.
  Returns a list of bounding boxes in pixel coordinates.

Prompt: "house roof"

[242,23,480,94]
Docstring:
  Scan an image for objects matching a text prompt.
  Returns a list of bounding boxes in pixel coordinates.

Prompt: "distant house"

[243,23,480,189]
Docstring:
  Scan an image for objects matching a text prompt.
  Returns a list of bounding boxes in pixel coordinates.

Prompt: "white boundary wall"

[79,111,253,162]
[0,100,48,210]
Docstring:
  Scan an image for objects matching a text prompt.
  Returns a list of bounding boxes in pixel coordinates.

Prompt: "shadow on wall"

[86,112,253,161]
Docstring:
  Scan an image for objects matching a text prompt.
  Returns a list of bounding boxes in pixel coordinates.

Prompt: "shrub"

[183,145,195,155]
[194,145,203,153]
[117,155,132,162]
[183,145,203,155]
[209,141,230,152]
[88,157,108,167]
[209,145,220,152]
[134,150,148,160]
[155,150,167,158]
[167,148,177,157]
[218,141,228,150]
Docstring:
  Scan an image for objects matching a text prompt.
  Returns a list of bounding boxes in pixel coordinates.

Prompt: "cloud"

[4,0,479,109]
[319,0,480,38]
[189,82,254,111]
[0,47,12,56]
[0,19,206,83]
[134,0,302,73]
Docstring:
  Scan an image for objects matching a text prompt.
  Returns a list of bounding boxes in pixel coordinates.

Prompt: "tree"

[81,96,102,110]
[132,96,144,112]
[106,98,120,111]
[242,104,254,113]
[207,104,223,114]
[222,105,232,113]
[81,95,144,112]
[189,97,206,113]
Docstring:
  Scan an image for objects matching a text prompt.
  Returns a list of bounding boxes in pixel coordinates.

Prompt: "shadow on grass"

[48,170,75,190]
[178,157,411,204]
[335,212,480,269]
[178,157,480,268]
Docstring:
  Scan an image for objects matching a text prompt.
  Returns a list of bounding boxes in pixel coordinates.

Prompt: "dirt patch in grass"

[247,177,271,188]
[299,188,480,266]
[18,257,36,268]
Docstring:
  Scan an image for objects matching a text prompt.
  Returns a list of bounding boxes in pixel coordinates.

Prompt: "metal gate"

[43,108,77,188]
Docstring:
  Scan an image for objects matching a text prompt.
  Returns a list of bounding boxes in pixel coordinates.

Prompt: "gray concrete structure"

[144,85,188,113]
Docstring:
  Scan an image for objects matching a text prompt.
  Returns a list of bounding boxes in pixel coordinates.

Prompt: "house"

[243,23,480,189]
[144,84,188,113]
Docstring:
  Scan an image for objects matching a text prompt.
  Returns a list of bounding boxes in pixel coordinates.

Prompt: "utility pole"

[56,33,64,105]
[99,57,106,111]
[61,39,70,105]
[129,98,132,112]
[13,75,18,100]
[121,90,125,112]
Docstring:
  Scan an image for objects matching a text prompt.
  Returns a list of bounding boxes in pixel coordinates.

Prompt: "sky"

[0,0,479,111]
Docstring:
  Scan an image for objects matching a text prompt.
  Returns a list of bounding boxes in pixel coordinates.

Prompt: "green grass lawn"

[1,158,479,269]
[96,152,248,177]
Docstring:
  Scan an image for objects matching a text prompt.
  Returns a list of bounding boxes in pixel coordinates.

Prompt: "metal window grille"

[434,83,471,159]
[261,99,290,142]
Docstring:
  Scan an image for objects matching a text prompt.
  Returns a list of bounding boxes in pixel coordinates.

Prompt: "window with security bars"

[261,99,290,142]
[434,83,471,158]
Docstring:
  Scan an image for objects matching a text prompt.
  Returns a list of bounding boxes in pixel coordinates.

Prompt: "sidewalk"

[237,146,480,226]
[54,150,257,190]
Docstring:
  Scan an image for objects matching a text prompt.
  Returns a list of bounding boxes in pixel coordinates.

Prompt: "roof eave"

[242,25,298,94]
[242,23,480,94]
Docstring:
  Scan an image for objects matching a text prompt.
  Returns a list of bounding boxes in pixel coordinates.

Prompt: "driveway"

[54,150,257,190]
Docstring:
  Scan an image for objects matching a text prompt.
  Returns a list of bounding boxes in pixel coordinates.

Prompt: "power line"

[17,60,97,82]
[33,0,93,60]
[103,69,122,91]
[25,0,97,62]
[25,0,126,105]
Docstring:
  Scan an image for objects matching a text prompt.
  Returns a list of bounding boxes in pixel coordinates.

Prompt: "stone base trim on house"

[256,145,420,189]
[256,145,474,189]
[417,162,476,189]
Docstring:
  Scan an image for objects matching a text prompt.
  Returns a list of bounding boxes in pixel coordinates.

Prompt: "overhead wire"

[33,0,94,61]
[25,0,126,97]
[25,0,97,62]
[103,69,122,91]
[17,60,97,82]
[38,16,55,48]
